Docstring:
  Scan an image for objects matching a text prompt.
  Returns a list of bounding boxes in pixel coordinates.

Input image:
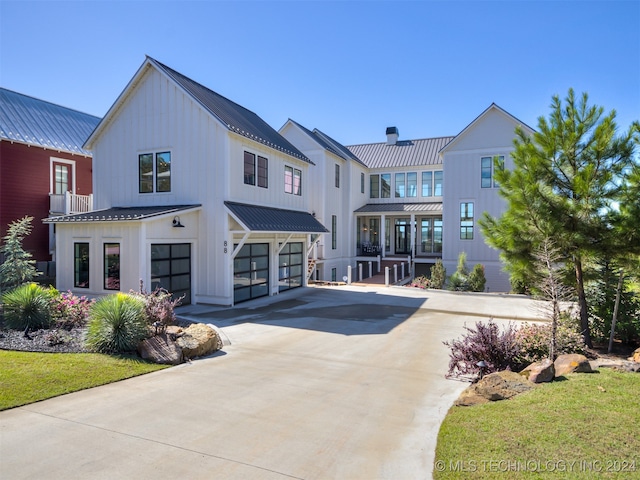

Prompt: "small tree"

[468,264,487,292]
[448,252,469,291]
[0,216,40,292]
[430,259,446,289]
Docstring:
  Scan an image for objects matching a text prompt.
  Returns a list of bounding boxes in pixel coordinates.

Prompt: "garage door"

[151,243,191,305]
[234,243,269,303]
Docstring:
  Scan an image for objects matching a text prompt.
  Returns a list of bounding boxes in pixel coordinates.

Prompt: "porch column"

[410,214,416,259]
[380,214,386,258]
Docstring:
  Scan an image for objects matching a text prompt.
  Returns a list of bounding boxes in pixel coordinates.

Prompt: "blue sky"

[1,1,638,146]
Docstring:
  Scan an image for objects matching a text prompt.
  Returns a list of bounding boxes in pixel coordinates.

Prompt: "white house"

[47,57,533,305]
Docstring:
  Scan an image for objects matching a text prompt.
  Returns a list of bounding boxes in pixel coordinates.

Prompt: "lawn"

[434,369,640,479]
[0,350,169,410]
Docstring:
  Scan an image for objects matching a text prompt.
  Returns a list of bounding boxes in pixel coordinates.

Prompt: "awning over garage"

[224,201,329,234]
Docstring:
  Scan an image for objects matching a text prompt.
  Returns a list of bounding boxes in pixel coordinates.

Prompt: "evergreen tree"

[0,216,40,291]
[480,90,639,348]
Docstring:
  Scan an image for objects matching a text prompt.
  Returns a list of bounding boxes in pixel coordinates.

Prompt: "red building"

[0,88,101,263]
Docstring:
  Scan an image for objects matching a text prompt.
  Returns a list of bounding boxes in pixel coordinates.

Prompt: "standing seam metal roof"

[0,88,101,156]
[225,201,328,233]
[149,58,311,164]
[346,136,454,169]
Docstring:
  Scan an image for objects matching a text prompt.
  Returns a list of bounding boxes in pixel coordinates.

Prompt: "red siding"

[0,141,92,261]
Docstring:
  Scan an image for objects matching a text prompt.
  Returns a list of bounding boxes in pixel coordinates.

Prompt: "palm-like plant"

[1,283,54,335]
[85,293,149,353]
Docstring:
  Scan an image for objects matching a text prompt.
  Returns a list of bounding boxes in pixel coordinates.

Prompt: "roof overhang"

[354,203,442,214]
[44,205,201,224]
[225,201,328,234]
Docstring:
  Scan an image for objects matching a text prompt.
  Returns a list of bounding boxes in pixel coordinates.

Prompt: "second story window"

[361,172,365,194]
[407,172,417,197]
[434,171,443,196]
[139,151,171,193]
[481,155,504,188]
[395,173,405,198]
[244,151,268,188]
[370,174,379,198]
[335,164,340,188]
[284,166,302,195]
[460,202,474,240]
[381,173,391,198]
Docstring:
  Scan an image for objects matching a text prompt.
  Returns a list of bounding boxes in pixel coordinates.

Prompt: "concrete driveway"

[0,286,543,479]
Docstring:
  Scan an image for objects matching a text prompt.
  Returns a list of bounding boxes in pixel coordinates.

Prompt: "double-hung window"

[460,202,474,240]
[481,155,504,188]
[139,151,171,193]
[244,151,268,188]
[284,166,302,195]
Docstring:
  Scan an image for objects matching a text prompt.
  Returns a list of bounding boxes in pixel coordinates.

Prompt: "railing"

[50,192,93,215]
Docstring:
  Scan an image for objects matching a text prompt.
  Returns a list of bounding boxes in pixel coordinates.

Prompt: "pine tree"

[0,216,41,291]
[480,90,640,348]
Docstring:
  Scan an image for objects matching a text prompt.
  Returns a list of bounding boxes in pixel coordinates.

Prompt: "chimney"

[386,126,398,145]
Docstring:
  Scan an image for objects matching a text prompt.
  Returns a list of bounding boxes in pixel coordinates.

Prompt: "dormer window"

[139,151,171,193]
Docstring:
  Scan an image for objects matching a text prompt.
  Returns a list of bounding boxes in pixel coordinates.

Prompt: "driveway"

[0,286,542,479]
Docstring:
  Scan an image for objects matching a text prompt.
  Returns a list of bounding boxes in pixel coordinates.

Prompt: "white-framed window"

[361,172,365,194]
[434,171,443,196]
[331,215,337,249]
[481,155,504,188]
[421,170,443,197]
[407,172,417,197]
[244,151,268,188]
[50,157,76,194]
[139,151,171,193]
[335,164,340,188]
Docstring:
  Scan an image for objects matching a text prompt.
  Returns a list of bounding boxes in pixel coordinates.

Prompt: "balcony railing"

[49,192,93,215]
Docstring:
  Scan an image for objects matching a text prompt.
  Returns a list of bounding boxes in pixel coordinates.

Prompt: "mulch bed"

[0,326,89,353]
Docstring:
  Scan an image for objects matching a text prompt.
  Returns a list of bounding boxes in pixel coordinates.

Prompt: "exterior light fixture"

[172,216,184,228]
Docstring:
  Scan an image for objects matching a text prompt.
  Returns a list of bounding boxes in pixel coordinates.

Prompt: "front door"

[395,224,411,254]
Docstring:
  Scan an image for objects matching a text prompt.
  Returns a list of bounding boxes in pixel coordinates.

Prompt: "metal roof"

[225,201,328,233]
[44,205,201,223]
[149,58,311,164]
[346,136,454,169]
[354,203,442,214]
[0,88,101,156]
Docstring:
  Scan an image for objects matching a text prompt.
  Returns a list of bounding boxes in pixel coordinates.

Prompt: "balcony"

[49,192,93,215]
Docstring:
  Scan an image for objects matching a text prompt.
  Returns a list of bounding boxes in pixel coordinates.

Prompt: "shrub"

[130,283,183,332]
[1,283,54,333]
[50,290,95,330]
[430,259,446,289]
[0,216,40,291]
[85,293,149,353]
[409,275,431,289]
[515,316,586,366]
[587,277,640,344]
[443,319,521,378]
[468,263,487,292]
[448,252,469,291]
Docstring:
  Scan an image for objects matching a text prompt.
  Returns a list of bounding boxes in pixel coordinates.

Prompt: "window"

[481,155,504,188]
[55,164,69,194]
[139,152,171,193]
[407,172,417,197]
[244,152,268,188]
[381,174,391,198]
[395,173,405,198]
[420,217,443,253]
[335,164,340,188]
[460,203,474,240]
[244,152,255,185]
[284,166,301,195]
[422,171,432,197]
[331,268,337,282]
[434,171,443,196]
[74,243,89,288]
[257,155,268,188]
[370,174,380,198]
[104,243,120,290]
[361,172,365,194]
[332,215,337,249]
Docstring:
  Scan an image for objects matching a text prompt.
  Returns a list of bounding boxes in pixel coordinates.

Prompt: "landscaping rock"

[454,370,536,406]
[176,323,222,359]
[137,334,183,365]
[629,347,640,363]
[520,358,555,383]
[554,354,593,377]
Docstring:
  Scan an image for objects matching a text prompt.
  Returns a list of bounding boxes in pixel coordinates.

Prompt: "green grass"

[434,369,640,479]
[0,350,169,410]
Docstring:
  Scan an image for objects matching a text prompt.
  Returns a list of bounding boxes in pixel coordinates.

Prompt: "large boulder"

[138,334,183,365]
[554,354,593,377]
[520,358,555,383]
[629,347,640,363]
[176,323,222,359]
[455,371,536,406]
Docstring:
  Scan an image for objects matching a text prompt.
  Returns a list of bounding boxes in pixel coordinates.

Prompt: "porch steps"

[306,259,317,281]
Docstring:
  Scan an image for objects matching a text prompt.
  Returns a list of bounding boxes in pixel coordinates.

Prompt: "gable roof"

[439,102,535,154]
[0,88,101,156]
[225,201,328,233]
[285,119,366,166]
[85,57,310,163]
[346,136,454,169]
